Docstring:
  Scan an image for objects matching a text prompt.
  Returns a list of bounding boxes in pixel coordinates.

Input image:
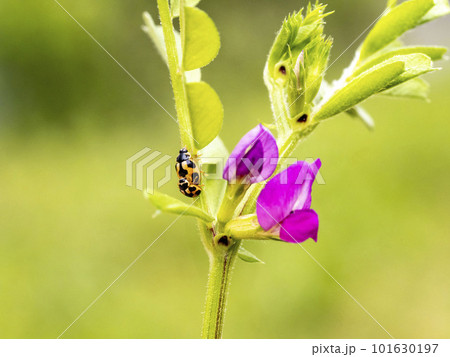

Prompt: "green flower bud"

[264,2,333,138]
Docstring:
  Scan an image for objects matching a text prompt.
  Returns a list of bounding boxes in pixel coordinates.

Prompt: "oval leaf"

[314,61,405,120]
[187,81,223,149]
[353,46,446,78]
[142,12,201,83]
[380,54,435,91]
[183,7,220,71]
[238,247,265,264]
[419,0,450,24]
[145,191,214,222]
[359,0,435,60]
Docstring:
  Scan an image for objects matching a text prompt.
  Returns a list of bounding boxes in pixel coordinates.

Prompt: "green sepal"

[182,7,220,71]
[145,190,215,222]
[224,214,275,241]
[358,0,435,61]
[304,36,333,106]
[314,61,406,120]
[186,81,224,150]
[266,3,332,73]
[238,247,265,264]
[263,4,333,137]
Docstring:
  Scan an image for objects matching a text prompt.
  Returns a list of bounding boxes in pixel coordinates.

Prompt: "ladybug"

[178,178,202,197]
[175,148,202,197]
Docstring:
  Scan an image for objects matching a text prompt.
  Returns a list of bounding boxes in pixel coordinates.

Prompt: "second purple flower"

[256,159,322,243]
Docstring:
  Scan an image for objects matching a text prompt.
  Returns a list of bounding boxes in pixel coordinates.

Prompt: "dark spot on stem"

[217,236,230,246]
[279,65,286,75]
[297,114,308,123]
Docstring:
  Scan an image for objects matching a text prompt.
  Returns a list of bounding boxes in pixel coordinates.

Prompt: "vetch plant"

[141,0,448,338]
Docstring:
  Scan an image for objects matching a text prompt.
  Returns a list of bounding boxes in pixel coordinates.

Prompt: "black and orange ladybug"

[175,148,202,197]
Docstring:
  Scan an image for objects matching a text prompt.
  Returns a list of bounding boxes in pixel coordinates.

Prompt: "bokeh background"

[1,0,449,338]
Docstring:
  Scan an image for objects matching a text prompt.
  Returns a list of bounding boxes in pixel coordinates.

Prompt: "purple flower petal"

[291,159,321,211]
[279,209,319,243]
[256,160,321,231]
[223,124,278,184]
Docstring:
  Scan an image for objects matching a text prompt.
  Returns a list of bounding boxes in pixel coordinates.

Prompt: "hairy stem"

[201,240,241,339]
[270,86,291,143]
[157,0,195,152]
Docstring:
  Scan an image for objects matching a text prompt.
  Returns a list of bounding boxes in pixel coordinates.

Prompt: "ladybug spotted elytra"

[175,148,202,197]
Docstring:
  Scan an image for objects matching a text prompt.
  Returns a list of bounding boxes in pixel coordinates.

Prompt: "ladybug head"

[176,147,191,163]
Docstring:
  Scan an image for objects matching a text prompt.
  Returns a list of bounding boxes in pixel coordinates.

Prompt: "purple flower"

[256,159,322,243]
[223,124,278,184]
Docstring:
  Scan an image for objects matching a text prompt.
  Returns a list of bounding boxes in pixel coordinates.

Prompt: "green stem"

[157,0,195,152]
[278,130,303,159]
[270,86,291,142]
[216,183,248,227]
[201,240,241,339]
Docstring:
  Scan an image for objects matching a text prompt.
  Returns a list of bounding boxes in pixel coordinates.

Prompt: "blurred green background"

[1,0,449,339]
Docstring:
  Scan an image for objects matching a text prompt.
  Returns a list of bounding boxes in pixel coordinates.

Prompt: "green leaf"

[198,137,228,215]
[304,36,333,107]
[183,7,220,71]
[170,0,201,17]
[387,0,398,9]
[314,61,405,120]
[142,11,201,83]
[187,81,223,149]
[145,190,214,222]
[359,0,435,60]
[346,106,375,130]
[382,77,430,99]
[420,0,450,23]
[381,54,436,91]
[238,247,265,264]
[353,46,446,78]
